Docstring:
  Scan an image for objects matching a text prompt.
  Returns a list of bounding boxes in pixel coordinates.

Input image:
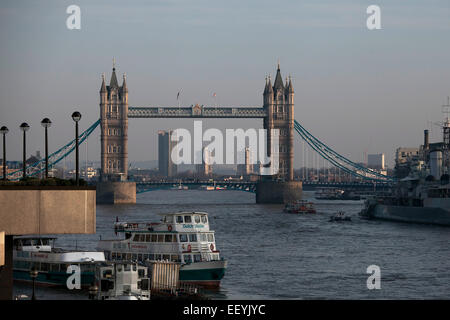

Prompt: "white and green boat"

[13,236,106,288]
[97,212,227,289]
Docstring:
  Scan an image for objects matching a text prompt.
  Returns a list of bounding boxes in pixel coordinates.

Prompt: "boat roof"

[14,236,57,240]
[157,211,209,216]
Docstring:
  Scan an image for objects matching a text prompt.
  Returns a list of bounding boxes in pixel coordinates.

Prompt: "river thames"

[14,190,450,299]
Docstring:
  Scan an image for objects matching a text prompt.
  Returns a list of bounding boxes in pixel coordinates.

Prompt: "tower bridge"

[97,63,300,204]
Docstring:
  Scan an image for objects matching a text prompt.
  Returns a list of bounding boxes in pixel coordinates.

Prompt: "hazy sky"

[1,0,449,168]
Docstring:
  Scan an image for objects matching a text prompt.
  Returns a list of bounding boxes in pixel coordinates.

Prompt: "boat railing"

[151,281,201,298]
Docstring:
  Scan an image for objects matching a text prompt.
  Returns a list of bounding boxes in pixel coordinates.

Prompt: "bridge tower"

[99,65,129,181]
[97,64,135,204]
[257,64,301,203]
[263,63,294,181]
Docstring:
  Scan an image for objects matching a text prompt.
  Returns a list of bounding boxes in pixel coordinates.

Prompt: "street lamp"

[71,112,81,186]
[0,126,8,181]
[30,267,38,300]
[40,118,52,179]
[88,283,98,300]
[19,123,30,179]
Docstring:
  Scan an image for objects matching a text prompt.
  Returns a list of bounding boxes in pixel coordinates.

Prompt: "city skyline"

[1,0,450,168]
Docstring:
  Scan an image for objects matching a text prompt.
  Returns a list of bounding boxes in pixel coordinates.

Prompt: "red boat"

[284,200,316,214]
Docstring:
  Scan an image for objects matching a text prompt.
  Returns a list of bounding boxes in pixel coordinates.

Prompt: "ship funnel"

[430,150,443,180]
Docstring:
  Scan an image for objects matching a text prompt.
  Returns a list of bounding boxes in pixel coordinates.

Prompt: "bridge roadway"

[128,106,267,118]
[135,179,392,193]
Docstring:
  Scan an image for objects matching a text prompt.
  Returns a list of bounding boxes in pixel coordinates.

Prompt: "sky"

[0,0,449,168]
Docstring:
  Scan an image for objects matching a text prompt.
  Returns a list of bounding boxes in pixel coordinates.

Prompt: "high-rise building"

[196,147,212,176]
[367,153,385,170]
[158,130,177,177]
[237,147,254,176]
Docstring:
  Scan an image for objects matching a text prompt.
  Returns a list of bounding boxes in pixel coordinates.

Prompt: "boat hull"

[362,204,450,226]
[179,260,227,289]
[13,269,95,288]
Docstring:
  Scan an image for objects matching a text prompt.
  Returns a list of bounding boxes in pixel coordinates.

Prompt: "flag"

[177,90,181,100]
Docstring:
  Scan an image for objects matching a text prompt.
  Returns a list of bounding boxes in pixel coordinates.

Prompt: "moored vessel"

[97,212,227,289]
[284,200,316,214]
[13,236,106,288]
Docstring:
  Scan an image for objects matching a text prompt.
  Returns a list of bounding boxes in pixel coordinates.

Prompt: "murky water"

[14,190,450,299]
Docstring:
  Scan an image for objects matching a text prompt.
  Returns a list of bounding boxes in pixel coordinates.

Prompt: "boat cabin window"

[101,279,114,292]
[41,239,50,246]
[194,215,200,223]
[50,263,59,272]
[151,234,157,242]
[171,255,180,262]
[23,239,32,246]
[125,233,132,239]
[201,215,207,224]
[157,235,164,242]
[189,234,197,242]
[163,254,170,261]
[164,215,174,223]
[184,215,192,223]
[207,234,214,242]
[149,254,155,260]
[140,278,150,291]
[183,254,192,264]
[176,216,183,223]
[133,234,140,242]
[179,234,188,242]
[138,254,143,261]
[124,264,131,271]
[41,263,49,272]
[138,269,145,278]
[165,235,172,242]
[103,269,113,278]
[132,253,137,260]
[200,233,207,242]
[145,234,151,242]
[193,254,202,263]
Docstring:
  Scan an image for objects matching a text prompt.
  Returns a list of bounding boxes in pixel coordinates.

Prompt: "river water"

[13,190,450,299]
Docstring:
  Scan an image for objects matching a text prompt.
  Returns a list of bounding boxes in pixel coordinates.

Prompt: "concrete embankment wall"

[0,186,96,235]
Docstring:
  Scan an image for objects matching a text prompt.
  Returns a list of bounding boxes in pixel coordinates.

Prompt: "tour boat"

[97,212,227,289]
[284,200,316,214]
[13,236,106,288]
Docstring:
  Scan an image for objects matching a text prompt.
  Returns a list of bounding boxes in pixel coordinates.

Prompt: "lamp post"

[30,267,38,300]
[0,126,8,180]
[71,112,81,186]
[40,118,52,179]
[88,283,98,300]
[19,123,30,179]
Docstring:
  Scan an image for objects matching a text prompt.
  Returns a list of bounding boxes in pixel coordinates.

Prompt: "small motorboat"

[329,211,352,222]
[284,200,316,214]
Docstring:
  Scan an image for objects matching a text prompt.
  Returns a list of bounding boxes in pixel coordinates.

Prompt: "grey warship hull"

[361,203,450,226]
